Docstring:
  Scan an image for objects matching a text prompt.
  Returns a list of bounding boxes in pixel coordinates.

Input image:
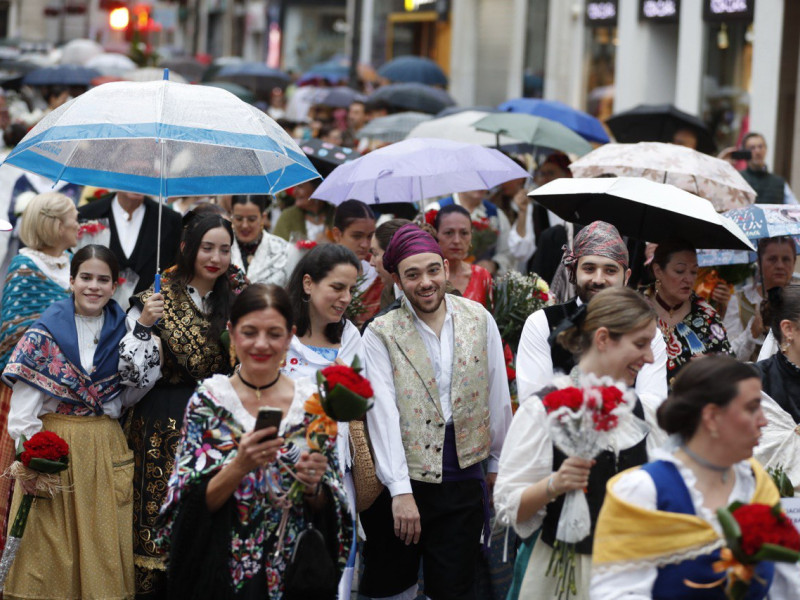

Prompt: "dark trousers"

[360,479,484,600]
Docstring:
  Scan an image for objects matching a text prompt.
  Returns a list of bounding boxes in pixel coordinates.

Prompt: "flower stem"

[9,495,34,539]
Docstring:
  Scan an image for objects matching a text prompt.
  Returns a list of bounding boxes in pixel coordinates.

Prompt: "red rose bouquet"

[709,502,800,599]
[0,431,70,589]
[296,239,318,251]
[540,374,642,600]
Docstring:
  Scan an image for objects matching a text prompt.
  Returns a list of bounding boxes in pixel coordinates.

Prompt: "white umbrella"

[59,39,103,66]
[86,53,137,77]
[529,177,754,250]
[124,67,188,83]
[405,110,522,147]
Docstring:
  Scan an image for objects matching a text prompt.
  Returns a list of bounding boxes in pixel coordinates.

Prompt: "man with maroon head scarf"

[360,224,512,600]
[516,220,668,407]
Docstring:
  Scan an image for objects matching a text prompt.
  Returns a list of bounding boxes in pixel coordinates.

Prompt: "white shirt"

[722,282,764,360]
[111,195,146,259]
[515,298,669,410]
[589,447,800,599]
[7,315,152,440]
[362,295,513,496]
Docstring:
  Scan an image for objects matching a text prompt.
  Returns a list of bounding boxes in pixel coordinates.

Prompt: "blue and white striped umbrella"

[2,75,318,198]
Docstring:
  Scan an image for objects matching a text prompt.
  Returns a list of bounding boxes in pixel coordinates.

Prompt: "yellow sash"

[593,458,780,568]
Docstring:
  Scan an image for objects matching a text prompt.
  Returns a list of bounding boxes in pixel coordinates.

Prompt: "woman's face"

[230,307,294,376]
[707,377,767,463]
[370,237,391,285]
[231,202,267,245]
[598,320,656,386]
[71,257,117,317]
[58,205,80,250]
[334,218,375,261]
[293,182,318,212]
[761,242,796,290]
[191,226,232,287]
[303,263,359,326]
[653,250,698,304]
[436,213,472,262]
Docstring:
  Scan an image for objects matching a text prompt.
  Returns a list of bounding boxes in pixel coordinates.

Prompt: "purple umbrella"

[311,138,529,206]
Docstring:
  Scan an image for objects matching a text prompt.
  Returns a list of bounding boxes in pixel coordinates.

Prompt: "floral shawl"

[2,298,127,414]
[158,375,352,598]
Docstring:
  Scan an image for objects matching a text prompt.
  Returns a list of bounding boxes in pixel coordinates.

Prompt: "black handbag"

[282,520,339,600]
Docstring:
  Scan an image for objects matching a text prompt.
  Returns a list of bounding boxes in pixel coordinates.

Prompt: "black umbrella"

[314,87,365,109]
[23,65,101,87]
[606,103,716,155]
[367,83,456,115]
[298,138,359,178]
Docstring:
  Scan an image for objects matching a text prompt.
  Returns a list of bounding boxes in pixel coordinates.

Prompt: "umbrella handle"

[154,273,161,294]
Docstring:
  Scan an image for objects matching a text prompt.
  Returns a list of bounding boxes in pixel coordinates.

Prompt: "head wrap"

[561,221,628,272]
[383,223,444,274]
[542,152,572,176]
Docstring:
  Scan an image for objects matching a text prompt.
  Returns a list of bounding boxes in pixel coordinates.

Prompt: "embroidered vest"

[368,295,491,483]
[543,299,580,375]
[645,461,774,600]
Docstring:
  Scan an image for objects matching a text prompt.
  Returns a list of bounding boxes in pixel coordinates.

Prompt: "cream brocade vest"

[368,295,491,483]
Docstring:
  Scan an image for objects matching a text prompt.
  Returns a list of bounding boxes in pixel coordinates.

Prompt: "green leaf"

[27,456,69,474]
[350,355,362,373]
[751,543,800,563]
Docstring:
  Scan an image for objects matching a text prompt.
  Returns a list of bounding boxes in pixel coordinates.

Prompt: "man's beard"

[405,285,445,314]
[576,282,607,303]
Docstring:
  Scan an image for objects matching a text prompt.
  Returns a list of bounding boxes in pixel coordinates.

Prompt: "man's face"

[744,135,767,169]
[392,252,449,315]
[574,254,629,302]
[672,128,698,150]
[347,102,367,130]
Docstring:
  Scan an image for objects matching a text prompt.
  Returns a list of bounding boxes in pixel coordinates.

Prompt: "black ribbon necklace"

[654,292,685,318]
[237,367,280,402]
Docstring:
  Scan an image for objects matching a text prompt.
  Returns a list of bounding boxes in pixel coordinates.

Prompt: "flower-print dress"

[158,375,353,600]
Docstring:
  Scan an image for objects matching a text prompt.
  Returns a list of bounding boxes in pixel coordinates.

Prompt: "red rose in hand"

[20,431,69,467]
[321,365,374,399]
[542,387,584,413]
[733,504,800,556]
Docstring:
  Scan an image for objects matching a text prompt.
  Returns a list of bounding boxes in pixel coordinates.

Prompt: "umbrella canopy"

[606,104,716,155]
[124,67,187,83]
[406,110,523,148]
[529,177,754,250]
[498,98,610,144]
[568,142,756,212]
[85,53,137,77]
[24,65,100,86]
[312,138,529,206]
[436,105,499,118]
[297,62,349,87]
[299,138,359,178]
[357,112,433,144]
[215,62,290,94]
[377,56,448,86]
[59,39,103,66]
[697,204,800,266]
[3,78,319,198]
[367,83,456,115]
[313,86,365,109]
[159,57,207,83]
[473,113,593,156]
[201,81,255,104]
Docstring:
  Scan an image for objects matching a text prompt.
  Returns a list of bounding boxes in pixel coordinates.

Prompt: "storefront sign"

[703,0,754,22]
[640,0,680,22]
[586,0,618,26]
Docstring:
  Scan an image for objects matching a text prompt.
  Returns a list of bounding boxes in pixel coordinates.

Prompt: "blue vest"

[643,461,774,600]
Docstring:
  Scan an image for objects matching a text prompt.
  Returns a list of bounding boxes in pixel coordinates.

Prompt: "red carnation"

[320,365,374,399]
[472,217,491,232]
[542,387,584,413]
[733,504,800,556]
[425,210,438,227]
[296,240,317,250]
[19,431,69,467]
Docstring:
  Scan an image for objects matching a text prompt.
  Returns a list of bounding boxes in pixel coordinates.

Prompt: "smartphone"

[254,407,282,439]
[731,149,752,161]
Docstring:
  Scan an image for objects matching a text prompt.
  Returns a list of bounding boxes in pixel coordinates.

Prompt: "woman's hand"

[232,427,284,474]
[711,283,731,305]
[295,451,327,490]
[138,292,164,327]
[550,457,594,496]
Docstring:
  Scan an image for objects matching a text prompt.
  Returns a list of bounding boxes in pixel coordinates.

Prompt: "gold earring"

[710,428,719,439]
[229,341,238,368]
[781,338,793,353]
[277,352,287,375]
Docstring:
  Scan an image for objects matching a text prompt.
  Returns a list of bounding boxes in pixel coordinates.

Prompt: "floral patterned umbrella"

[568,142,756,212]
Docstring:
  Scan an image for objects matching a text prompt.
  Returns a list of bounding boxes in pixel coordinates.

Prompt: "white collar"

[112,195,145,221]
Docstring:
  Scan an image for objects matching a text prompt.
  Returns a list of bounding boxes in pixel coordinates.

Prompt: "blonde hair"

[558,287,656,355]
[18,192,74,250]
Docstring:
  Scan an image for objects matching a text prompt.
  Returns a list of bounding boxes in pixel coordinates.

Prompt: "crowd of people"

[0,77,799,600]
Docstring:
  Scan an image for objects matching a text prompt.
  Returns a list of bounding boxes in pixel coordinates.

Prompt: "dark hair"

[287,243,360,344]
[374,218,411,252]
[657,356,760,440]
[433,204,471,231]
[558,287,656,355]
[652,239,696,271]
[758,236,797,259]
[71,244,120,283]
[173,214,235,341]
[333,199,375,233]
[762,285,800,345]
[231,195,269,213]
[230,283,293,331]
[742,132,765,147]
[191,202,230,220]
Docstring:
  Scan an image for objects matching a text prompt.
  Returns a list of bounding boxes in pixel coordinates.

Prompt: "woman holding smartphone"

[159,284,353,600]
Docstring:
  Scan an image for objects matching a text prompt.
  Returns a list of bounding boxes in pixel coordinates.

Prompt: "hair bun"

[767,286,784,306]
